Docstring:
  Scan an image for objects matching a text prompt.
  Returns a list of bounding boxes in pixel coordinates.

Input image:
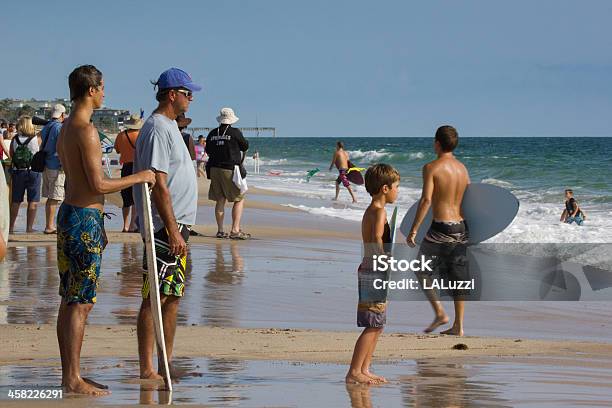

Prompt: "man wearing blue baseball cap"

[133,67,201,380]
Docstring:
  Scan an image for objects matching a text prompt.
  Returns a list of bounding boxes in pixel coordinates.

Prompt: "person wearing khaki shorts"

[40,104,66,234]
[208,166,244,203]
[205,108,250,239]
[42,168,65,233]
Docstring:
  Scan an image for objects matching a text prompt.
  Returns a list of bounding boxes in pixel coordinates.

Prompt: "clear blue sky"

[1,0,611,137]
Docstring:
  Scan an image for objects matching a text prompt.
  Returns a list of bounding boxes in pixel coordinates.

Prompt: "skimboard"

[399,183,519,244]
[345,161,365,185]
[305,168,320,182]
[141,184,173,392]
[389,206,399,245]
[389,206,399,254]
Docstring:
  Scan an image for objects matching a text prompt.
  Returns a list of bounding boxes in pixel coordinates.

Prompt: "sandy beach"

[3,324,612,366]
[3,174,612,406]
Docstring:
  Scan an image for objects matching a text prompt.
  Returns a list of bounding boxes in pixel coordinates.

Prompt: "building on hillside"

[91,108,131,133]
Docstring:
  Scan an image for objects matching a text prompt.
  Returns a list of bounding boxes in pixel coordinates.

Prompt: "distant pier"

[189,127,276,137]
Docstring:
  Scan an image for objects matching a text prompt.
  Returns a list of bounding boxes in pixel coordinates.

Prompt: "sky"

[1,0,611,137]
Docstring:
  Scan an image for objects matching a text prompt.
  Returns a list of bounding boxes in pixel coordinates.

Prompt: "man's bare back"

[427,156,469,222]
[333,149,349,170]
[58,117,105,210]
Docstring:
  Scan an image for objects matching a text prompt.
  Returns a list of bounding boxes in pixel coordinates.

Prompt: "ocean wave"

[282,204,364,222]
[480,178,514,188]
[244,157,287,166]
[346,149,393,162]
[408,152,425,160]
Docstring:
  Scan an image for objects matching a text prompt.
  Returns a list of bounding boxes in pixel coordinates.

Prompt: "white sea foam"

[244,157,287,166]
[480,178,515,188]
[408,152,425,160]
[346,149,392,162]
[249,170,612,244]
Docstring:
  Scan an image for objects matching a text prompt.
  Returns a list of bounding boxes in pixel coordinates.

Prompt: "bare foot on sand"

[424,315,449,333]
[64,379,110,396]
[140,371,163,380]
[363,370,387,383]
[346,372,377,384]
[441,326,464,336]
[83,377,108,389]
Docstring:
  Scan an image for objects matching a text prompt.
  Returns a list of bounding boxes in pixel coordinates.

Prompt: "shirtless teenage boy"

[407,125,470,336]
[56,65,155,395]
[329,141,357,203]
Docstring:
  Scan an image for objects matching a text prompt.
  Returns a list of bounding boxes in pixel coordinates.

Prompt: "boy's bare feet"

[363,370,387,383]
[441,326,463,336]
[140,370,163,380]
[64,378,110,396]
[424,314,449,333]
[346,372,376,384]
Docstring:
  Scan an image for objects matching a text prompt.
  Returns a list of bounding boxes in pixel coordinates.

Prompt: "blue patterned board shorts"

[57,203,108,304]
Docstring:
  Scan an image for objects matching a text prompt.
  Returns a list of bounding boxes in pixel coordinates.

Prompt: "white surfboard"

[399,183,519,244]
[141,184,173,392]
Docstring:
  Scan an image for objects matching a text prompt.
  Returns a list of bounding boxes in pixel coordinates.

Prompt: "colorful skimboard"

[399,183,519,244]
[346,161,365,185]
[141,184,173,392]
[306,168,320,182]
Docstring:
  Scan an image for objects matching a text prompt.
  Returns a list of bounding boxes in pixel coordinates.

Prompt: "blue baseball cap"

[157,68,202,92]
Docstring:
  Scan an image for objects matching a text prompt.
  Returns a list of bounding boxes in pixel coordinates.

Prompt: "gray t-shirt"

[133,113,198,232]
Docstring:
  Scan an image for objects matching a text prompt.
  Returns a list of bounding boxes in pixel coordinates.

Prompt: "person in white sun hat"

[205,107,250,239]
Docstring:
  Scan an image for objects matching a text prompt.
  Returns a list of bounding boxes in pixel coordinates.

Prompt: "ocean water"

[243,137,612,243]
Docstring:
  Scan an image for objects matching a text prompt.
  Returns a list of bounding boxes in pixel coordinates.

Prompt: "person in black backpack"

[9,116,42,233]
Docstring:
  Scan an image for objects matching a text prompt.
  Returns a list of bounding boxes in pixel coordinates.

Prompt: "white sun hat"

[51,104,66,119]
[216,107,239,125]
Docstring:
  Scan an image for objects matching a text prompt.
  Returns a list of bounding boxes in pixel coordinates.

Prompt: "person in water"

[560,189,586,226]
[407,125,471,336]
[329,141,357,203]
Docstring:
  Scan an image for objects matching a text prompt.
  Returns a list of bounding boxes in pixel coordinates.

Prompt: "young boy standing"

[346,163,400,384]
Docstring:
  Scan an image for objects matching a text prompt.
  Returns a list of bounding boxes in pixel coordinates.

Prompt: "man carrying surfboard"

[329,140,357,203]
[406,125,470,336]
[133,67,200,380]
[56,65,156,395]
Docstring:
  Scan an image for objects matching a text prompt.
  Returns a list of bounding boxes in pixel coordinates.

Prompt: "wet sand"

[3,177,612,405]
[2,354,612,407]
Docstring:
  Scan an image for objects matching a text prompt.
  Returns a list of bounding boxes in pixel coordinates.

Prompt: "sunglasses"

[175,89,193,98]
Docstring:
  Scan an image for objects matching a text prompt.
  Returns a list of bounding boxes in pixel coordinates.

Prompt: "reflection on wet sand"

[3,246,58,324]
[346,383,374,408]
[4,356,611,406]
[399,360,508,408]
[201,243,245,327]
[114,243,145,325]
[345,360,510,408]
